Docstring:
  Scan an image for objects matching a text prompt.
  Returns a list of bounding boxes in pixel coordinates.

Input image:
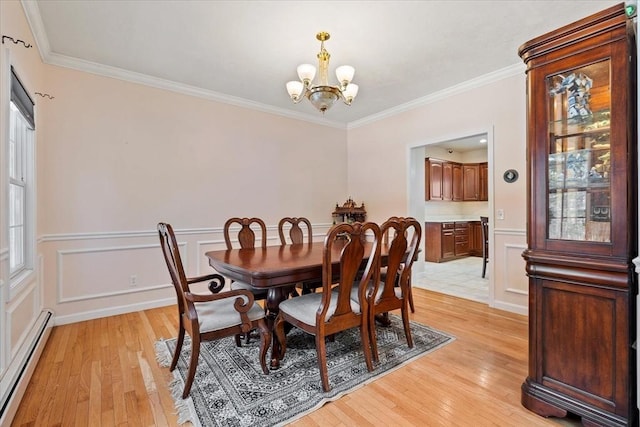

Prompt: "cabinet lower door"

[525,278,633,425]
[442,231,455,259]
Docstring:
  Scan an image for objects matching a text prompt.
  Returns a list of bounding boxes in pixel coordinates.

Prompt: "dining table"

[206,240,396,368]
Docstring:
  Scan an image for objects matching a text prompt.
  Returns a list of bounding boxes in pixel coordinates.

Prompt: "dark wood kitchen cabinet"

[462,163,479,200]
[479,162,488,201]
[519,4,637,426]
[452,162,463,201]
[425,222,471,262]
[454,222,469,256]
[469,221,483,256]
[426,158,484,202]
[425,158,444,200]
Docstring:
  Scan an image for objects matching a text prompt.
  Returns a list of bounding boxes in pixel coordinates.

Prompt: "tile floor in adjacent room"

[413,256,489,304]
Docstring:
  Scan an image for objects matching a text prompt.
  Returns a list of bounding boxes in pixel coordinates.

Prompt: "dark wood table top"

[206,241,384,288]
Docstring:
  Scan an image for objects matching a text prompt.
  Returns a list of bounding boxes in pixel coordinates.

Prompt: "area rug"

[155,315,454,427]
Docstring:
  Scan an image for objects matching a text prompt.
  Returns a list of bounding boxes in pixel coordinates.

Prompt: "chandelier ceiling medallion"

[286,32,359,113]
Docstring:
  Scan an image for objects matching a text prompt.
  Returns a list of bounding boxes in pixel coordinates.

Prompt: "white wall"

[347,72,528,313]
[37,64,349,323]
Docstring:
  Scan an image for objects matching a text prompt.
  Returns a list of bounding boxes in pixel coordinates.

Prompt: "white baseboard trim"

[491,299,528,316]
[53,297,175,325]
[0,309,54,426]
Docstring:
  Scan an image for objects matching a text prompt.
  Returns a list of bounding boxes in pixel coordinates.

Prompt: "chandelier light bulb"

[297,64,316,86]
[336,65,355,87]
[343,83,359,103]
[286,81,304,101]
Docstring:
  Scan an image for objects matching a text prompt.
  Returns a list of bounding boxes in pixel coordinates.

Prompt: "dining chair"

[278,217,321,294]
[223,217,269,302]
[481,216,489,278]
[273,221,381,392]
[381,216,416,313]
[364,217,421,362]
[157,222,271,398]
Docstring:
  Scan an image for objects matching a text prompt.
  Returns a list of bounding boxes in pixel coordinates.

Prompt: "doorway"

[407,131,493,304]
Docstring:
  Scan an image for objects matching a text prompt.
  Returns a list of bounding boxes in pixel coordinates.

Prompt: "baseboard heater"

[0,309,54,425]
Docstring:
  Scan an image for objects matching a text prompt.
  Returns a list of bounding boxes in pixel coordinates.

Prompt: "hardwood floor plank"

[88,360,103,426]
[11,289,584,426]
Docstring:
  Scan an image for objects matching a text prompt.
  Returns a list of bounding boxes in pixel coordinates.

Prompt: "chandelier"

[286,32,359,113]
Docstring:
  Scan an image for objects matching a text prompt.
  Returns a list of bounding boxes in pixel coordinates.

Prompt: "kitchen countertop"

[425,218,484,223]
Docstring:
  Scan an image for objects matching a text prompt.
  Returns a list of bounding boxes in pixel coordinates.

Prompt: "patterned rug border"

[155,316,455,426]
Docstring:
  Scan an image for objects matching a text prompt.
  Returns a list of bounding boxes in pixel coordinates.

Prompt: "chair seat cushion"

[195,296,265,333]
[348,283,402,304]
[279,292,360,327]
[230,280,269,297]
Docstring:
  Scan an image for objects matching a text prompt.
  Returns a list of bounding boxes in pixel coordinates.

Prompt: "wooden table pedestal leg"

[266,286,289,369]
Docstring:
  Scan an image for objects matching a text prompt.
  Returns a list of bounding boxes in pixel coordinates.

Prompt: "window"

[8,68,35,282]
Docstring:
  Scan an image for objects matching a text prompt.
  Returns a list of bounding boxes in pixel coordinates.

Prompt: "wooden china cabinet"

[519,4,637,426]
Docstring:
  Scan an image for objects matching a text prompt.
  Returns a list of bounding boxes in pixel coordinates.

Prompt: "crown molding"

[20,1,49,62]
[347,63,525,129]
[46,52,348,129]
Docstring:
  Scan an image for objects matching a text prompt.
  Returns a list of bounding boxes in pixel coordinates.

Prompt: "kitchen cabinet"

[479,162,488,201]
[442,162,453,201]
[425,158,444,200]
[425,158,456,201]
[462,164,479,200]
[469,221,483,256]
[452,163,463,201]
[425,221,471,262]
[426,158,483,202]
[519,4,637,426]
[454,222,469,256]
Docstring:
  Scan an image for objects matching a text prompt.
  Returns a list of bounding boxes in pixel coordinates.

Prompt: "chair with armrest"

[278,217,321,294]
[157,222,270,398]
[364,217,421,362]
[481,216,489,278]
[273,221,381,392]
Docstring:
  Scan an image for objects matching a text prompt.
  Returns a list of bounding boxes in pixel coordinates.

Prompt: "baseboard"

[0,309,54,425]
[53,297,174,325]
[491,299,528,316]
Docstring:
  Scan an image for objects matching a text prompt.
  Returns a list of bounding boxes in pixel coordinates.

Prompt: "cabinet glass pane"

[546,59,611,242]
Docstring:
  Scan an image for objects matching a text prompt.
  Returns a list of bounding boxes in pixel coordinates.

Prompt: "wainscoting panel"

[196,239,227,278]
[6,281,39,359]
[492,228,528,315]
[56,243,171,303]
[501,243,528,296]
[40,223,334,325]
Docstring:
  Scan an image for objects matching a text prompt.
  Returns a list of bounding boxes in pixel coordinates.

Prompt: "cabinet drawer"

[455,241,470,256]
[455,234,468,243]
[442,222,455,230]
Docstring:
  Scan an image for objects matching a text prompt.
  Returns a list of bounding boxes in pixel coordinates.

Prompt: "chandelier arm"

[291,88,309,104]
[339,91,352,106]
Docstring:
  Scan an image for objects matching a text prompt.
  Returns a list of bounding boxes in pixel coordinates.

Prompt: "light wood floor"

[11,289,582,426]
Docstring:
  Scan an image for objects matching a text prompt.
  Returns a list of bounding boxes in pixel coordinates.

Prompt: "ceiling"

[432,133,488,153]
[22,0,622,127]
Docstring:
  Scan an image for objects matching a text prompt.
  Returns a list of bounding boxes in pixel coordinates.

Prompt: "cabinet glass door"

[547,59,611,242]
